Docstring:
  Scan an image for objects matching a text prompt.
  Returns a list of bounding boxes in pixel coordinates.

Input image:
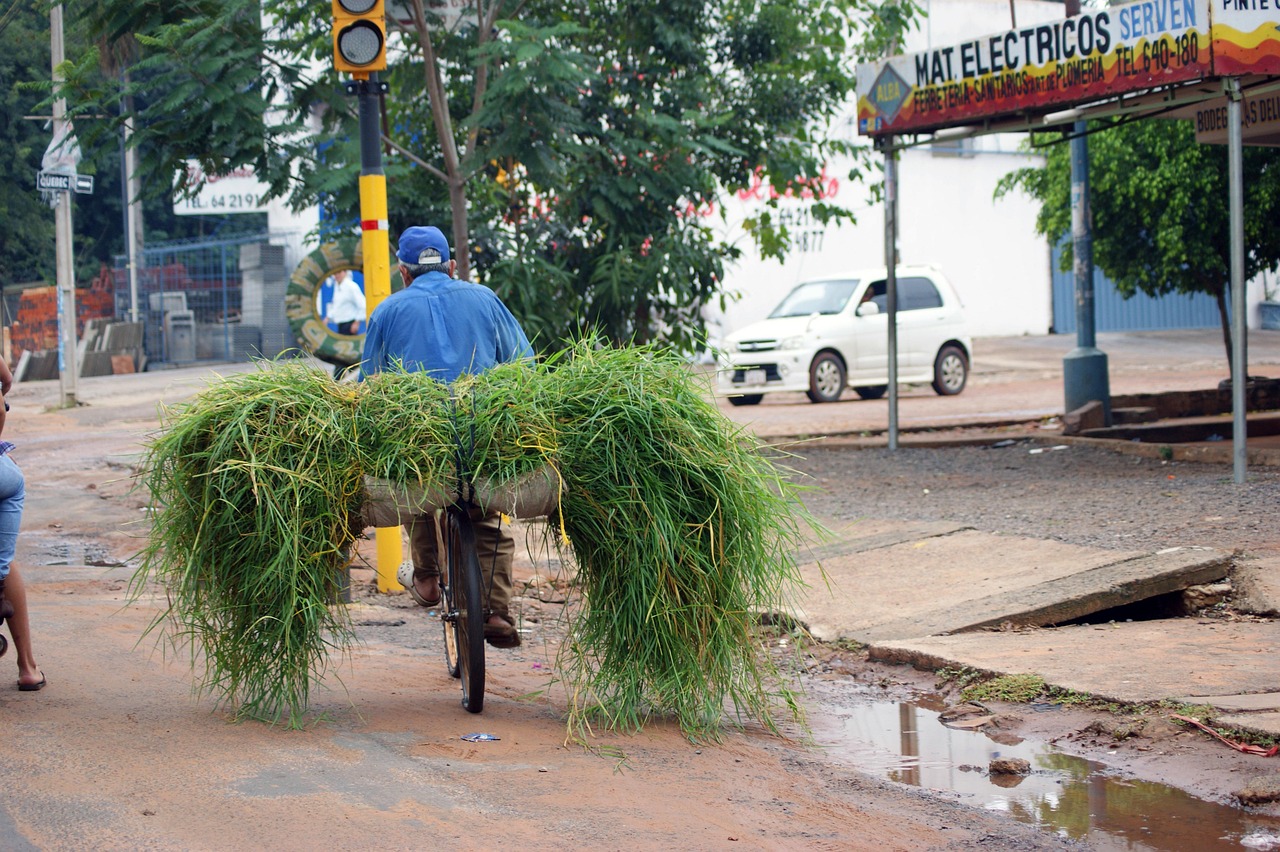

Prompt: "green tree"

[998,120,1280,367]
[0,0,57,287]
[57,0,920,352]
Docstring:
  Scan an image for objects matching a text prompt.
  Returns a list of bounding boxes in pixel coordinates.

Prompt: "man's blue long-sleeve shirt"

[359,271,532,382]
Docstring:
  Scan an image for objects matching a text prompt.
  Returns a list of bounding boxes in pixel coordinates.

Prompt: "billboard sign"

[173,161,270,216]
[1211,1,1280,75]
[1192,89,1280,146]
[857,0,1214,136]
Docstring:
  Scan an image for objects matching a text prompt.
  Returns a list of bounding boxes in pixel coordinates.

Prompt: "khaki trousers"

[408,508,514,617]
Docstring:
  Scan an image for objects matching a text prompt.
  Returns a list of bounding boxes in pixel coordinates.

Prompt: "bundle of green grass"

[134,341,813,738]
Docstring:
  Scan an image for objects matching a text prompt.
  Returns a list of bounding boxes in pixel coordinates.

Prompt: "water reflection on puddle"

[817,695,1280,850]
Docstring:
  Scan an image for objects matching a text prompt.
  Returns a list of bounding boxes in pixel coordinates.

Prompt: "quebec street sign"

[36,170,94,195]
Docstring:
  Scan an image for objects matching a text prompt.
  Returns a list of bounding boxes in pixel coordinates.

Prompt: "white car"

[717,266,972,405]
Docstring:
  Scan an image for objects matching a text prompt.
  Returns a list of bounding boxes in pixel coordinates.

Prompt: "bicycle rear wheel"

[441,504,485,713]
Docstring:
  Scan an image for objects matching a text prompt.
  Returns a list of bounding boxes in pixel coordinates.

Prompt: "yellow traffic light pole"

[359,146,402,594]
[333,0,401,592]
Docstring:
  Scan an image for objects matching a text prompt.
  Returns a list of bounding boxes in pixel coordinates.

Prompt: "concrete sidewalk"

[786,520,1280,739]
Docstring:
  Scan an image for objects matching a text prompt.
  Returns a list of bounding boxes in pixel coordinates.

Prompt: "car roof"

[798,265,945,283]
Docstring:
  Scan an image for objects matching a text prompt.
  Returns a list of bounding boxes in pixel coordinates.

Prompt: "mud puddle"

[813,693,1280,850]
[28,535,126,568]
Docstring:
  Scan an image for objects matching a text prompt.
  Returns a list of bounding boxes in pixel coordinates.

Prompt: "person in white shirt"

[325,269,366,335]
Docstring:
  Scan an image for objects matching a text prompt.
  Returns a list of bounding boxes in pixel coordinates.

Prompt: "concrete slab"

[868,620,1280,705]
[801,518,972,562]
[791,523,1231,643]
[1233,557,1280,616]
[1185,693,1280,712]
[1218,712,1280,738]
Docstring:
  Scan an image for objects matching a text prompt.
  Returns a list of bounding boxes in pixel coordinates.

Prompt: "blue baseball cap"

[395,225,450,265]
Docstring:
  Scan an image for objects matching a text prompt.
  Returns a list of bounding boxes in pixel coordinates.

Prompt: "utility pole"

[354,76,397,591]
[121,76,144,324]
[51,4,78,407]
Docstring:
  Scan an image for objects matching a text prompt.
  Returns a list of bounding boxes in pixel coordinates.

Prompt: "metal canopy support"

[1227,78,1248,484]
[1063,120,1111,423]
[881,136,900,450]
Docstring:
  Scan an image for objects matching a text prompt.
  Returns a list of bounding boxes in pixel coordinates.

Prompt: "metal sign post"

[881,136,901,451]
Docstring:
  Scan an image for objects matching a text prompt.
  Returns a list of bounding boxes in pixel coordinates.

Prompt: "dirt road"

[1,333,1276,849]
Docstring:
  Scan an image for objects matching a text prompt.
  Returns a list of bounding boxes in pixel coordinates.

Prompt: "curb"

[769,422,1280,465]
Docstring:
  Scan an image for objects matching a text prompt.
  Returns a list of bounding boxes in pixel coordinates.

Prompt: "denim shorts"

[0,454,26,580]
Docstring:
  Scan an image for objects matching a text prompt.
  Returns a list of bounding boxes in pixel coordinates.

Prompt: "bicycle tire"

[441,504,485,713]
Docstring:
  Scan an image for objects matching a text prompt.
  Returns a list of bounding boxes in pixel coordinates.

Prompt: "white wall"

[713,144,1053,338]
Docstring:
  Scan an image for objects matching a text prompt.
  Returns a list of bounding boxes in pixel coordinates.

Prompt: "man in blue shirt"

[361,225,533,648]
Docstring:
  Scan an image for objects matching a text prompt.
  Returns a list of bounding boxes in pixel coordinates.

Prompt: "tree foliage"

[0,1,58,286]
[52,0,921,352]
[0,1,273,289]
[997,119,1280,361]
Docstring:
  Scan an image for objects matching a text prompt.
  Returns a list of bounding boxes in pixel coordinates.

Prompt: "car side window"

[899,277,943,312]
[861,280,889,313]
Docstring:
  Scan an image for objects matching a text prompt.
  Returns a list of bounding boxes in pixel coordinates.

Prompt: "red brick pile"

[10,285,116,360]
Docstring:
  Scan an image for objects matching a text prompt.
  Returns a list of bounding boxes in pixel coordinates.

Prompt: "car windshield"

[768,280,859,318]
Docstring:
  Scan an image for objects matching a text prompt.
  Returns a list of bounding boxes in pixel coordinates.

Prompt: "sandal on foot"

[396,562,441,608]
[483,615,521,649]
[19,673,45,692]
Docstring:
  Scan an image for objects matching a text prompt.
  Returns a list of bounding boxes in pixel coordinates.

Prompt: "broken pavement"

[787,519,1280,740]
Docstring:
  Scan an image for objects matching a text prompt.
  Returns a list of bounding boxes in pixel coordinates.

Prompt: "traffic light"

[333,0,386,76]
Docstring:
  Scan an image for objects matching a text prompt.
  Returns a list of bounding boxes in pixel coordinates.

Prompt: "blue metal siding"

[1051,245,1220,333]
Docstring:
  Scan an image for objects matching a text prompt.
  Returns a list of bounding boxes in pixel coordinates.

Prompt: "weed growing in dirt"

[1155,700,1216,720]
[960,673,1046,703]
[1045,688,1095,707]
[936,666,985,690]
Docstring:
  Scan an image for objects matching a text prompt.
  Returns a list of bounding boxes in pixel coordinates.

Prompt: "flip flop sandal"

[483,615,522,649]
[396,562,442,608]
[18,673,45,691]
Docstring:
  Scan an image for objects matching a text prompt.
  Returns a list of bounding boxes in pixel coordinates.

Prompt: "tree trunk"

[411,1,470,278]
[449,178,471,281]
[634,300,651,344]
[1214,282,1233,374]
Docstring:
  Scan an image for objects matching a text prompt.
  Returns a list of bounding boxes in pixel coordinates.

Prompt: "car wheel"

[932,345,968,395]
[854,385,887,400]
[806,352,846,403]
[728,394,763,406]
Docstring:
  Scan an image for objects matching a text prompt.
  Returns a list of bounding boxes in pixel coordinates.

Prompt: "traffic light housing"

[333,0,386,77]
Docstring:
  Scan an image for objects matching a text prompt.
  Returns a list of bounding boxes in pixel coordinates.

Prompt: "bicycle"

[439,501,486,713]
[364,464,557,715]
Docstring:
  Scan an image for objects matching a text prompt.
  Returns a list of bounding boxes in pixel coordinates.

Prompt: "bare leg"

[5,566,41,688]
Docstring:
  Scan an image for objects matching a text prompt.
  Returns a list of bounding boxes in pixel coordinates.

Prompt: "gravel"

[786,439,1280,557]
